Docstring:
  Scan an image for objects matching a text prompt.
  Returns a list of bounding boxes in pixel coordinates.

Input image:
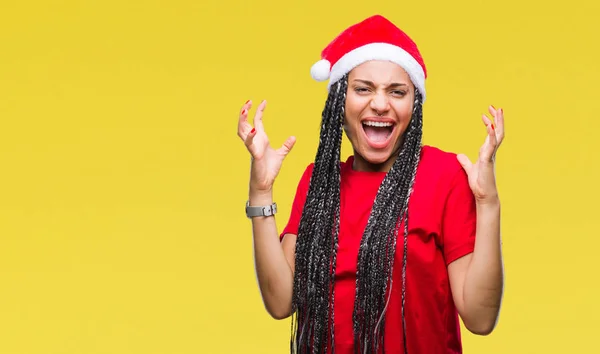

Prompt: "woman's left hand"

[457,105,505,204]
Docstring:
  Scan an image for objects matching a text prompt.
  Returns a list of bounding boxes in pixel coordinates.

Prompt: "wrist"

[476,196,500,211]
[249,188,273,206]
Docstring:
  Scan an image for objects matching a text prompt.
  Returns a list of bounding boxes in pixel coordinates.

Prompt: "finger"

[488,105,498,118]
[481,114,493,127]
[238,99,253,125]
[276,136,297,157]
[488,123,498,148]
[244,127,257,148]
[456,153,473,174]
[495,107,505,145]
[480,123,498,161]
[253,100,267,132]
[237,107,253,141]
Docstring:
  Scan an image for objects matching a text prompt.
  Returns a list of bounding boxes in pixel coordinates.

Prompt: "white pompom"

[310,59,331,81]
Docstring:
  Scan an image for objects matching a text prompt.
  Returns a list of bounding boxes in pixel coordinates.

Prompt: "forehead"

[349,60,411,83]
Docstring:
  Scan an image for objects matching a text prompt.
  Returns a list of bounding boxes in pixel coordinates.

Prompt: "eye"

[354,86,370,93]
[391,90,407,96]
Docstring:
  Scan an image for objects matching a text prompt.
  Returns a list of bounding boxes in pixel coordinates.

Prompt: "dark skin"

[237,60,505,333]
[343,60,415,172]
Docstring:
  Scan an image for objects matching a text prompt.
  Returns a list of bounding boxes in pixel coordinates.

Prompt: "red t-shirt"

[281,145,476,353]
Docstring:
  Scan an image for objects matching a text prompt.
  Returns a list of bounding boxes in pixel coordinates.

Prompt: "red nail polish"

[500,108,503,114]
[491,105,495,109]
[241,109,246,115]
[251,128,255,133]
[245,100,250,104]
[491,124,495,130]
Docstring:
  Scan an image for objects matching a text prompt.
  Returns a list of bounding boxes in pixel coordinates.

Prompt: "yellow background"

[0,0,598,353]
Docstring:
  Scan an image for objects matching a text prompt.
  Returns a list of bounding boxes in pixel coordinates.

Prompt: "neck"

[352,152,398,173]
[352,137,405,172]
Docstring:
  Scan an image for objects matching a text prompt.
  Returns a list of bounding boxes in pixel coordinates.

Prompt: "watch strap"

[245,201,277,218]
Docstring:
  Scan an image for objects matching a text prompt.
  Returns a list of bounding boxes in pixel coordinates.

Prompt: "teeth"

[363,121,393,127]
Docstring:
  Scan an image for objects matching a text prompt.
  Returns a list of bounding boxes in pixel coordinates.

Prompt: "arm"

[448,199,503,335]
[250,189,297,319]
[237,99,298,319]
[450,105,506,335]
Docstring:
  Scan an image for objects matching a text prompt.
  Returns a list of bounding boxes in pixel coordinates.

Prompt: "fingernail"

[251,128,255,134]
[245,100,250,104]
[491,105,495,109]
[241,109,246,115]
[491,124,495,130]
[500,108,503,114]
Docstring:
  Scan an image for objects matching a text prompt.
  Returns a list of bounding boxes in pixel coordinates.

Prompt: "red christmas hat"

[310,15,428,101]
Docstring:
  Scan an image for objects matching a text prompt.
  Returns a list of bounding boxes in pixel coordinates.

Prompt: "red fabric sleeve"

[280,163,314,240]
[441,165,477,265]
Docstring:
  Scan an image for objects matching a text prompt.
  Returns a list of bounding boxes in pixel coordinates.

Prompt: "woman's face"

[344,60,415,172]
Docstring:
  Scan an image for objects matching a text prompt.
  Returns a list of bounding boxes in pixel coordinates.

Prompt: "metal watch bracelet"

[245,201,277,218]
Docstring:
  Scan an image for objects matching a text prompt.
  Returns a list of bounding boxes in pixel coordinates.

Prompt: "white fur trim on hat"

[327,42,426,102]
[310,59,331,81]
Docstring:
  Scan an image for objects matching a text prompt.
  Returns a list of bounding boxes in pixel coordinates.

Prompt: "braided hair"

[291,73,424,354]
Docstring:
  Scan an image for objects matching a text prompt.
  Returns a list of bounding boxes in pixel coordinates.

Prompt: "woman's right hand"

[237,100,296,194]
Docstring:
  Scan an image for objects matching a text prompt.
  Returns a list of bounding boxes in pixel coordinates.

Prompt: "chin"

[360,149,395,166]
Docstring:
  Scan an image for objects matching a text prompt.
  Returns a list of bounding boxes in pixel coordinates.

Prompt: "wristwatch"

[245,201,277,218]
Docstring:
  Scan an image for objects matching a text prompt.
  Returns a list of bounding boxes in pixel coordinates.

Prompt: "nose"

[369,92,390,116]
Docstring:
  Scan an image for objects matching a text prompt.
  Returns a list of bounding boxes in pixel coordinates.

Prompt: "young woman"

[237,14,504,354]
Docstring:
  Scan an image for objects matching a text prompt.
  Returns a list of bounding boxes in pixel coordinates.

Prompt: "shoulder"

[420,145,461,169]
[301,162,315,180]
[416,145,468,191]
[294,162,315,190]
[420,145,463,173]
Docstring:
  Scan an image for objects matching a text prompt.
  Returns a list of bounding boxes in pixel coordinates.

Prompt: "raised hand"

[237,100,296,193]
[457,105,505,204]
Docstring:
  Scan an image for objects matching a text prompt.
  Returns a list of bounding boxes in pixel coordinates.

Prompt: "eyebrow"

[353,79,408,88]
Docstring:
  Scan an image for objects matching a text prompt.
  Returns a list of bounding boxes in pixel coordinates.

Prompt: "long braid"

[291,74,424,354]
[292,77,347,353]
[397,94,423,354]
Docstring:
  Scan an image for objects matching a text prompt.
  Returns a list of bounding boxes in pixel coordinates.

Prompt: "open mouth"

[361,120,395,147]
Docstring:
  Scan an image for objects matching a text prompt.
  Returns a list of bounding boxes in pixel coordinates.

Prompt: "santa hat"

[310,15,428,101]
